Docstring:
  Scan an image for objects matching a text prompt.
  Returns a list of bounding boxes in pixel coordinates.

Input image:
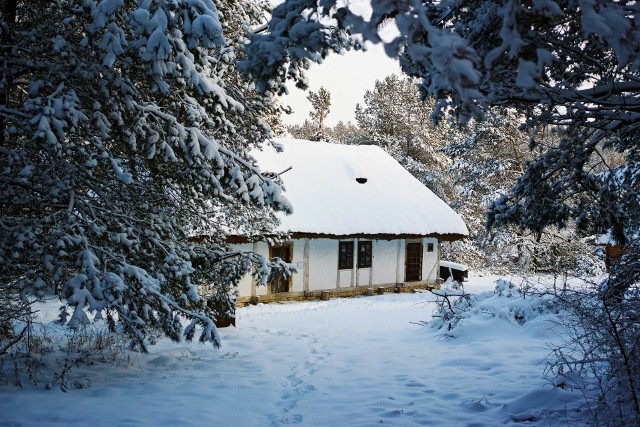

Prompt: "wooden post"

[320,290,331,301]
[377,286,385,295]
[351,238,358,287]
[251,242,258,297]
[366,288,374,296]
[303,238,310,291]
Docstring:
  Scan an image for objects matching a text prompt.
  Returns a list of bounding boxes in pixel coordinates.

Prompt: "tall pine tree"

[0,0,291,352]
[306,86,331,141]
[355,74,455,200]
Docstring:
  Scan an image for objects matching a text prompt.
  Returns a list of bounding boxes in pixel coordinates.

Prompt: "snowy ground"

[0,275,587,426]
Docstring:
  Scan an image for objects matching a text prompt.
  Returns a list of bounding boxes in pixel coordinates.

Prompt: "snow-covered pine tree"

[306,86,331,141]
[354,74,456,201]
[326,120,362,145]
[286,119,362,144]
[442,109,603,274]
[0,0,292,352]
[286,119,317,141]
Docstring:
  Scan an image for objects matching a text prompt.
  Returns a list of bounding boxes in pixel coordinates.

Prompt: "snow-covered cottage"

[233,139,468,304]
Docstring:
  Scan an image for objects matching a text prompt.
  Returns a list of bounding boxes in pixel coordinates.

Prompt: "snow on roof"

[595,233,616,245]
[251,138,468,238]
[440,260,469,271]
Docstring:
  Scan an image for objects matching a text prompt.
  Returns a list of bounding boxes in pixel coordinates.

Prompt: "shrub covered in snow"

[0,319,131,391]
[430,279,560,338]
[546,272,640,425]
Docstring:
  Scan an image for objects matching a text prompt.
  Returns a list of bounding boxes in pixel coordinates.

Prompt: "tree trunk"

[0,0,19,146]
[2,0,18,30]
[532,232,542,272]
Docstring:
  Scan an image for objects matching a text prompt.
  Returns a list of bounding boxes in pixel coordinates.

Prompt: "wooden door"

[268,244,292,294]
[405,242,423,282]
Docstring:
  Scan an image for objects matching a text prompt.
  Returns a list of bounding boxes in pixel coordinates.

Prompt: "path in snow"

[0,275,583,426]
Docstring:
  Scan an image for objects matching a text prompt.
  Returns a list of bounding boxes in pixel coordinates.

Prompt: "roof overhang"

[226,232,467,244]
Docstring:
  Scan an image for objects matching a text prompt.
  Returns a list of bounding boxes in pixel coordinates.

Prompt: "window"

[427,242,434,252]
[338,241,354,270]
[357,241,373,268]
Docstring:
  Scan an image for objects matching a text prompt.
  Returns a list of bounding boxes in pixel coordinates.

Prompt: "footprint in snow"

[272,414,303,425]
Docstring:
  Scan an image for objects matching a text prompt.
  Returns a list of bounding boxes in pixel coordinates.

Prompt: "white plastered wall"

[308,239,340,290]
[238,240,307,295]
[233,237,440,297]
[306,237,439,290]
[372,239,401,285]
[235,243,254,297]
[289,240,304,292]
[422,237,439,282]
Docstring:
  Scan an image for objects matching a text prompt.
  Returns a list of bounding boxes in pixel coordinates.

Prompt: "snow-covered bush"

[430,279,559,338]
[547,266,640,425]
[429,279,475,333]
[0,319,131,390]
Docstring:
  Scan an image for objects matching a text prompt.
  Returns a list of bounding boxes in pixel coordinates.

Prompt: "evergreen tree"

[306,86,331,140]
[355,74,456,200]
[443,109,602,274]
[286,119,317,141]
[326,120,363,145]
[0,0,291,352]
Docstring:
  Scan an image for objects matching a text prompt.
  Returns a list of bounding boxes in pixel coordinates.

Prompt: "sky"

[278,43,401,128]
[270,0,402,128]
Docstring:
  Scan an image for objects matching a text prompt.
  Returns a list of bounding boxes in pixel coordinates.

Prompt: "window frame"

[357,241,373,268]
[338,241,354,270]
